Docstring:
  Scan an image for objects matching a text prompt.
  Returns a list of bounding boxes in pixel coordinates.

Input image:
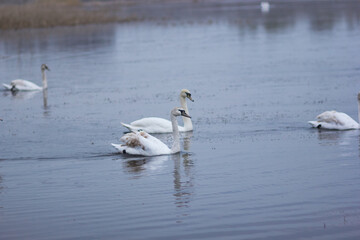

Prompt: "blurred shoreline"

[0,0,359,30]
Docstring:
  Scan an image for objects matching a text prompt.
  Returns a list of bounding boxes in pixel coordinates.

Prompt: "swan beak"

[181,112,191,119]
[187,96,194,102]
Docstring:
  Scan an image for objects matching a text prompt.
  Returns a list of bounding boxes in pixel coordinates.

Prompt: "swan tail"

[112,143,129,154]
[308,121,321,128]
[121,122,140,132]
[3,84,12,90]
[111,143,145,155]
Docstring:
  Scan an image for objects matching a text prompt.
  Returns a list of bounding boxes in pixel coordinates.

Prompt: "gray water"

[1,1,360,239]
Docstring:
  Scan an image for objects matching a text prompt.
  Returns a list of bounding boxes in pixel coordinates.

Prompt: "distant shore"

[1,0,359,30]
[0,0,140,30]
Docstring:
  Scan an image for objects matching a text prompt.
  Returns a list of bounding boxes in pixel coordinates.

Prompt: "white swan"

[308,92,360,130]
[121,89,194,133]
[3,64,50,91]
[112,107,191,156]
[260,2,270,13]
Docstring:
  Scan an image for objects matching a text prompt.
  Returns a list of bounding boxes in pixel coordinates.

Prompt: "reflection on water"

[42,89,48,109]
[120,134,195,219]
[121,1,360,33]
[316,130,359,146]
[122,155,170,175]
[173,153,194,211]
[2,90,40,100]
[0,24,116,56]
[315,129,360,160]
[182,131,193,151]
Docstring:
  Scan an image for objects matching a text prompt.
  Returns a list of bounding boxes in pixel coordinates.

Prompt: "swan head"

[180,89,194,102]
[41,64,50,72]
[172,107,191,118]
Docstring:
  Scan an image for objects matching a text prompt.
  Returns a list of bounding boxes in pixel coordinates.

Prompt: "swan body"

[121,89,194,133]
[308,111,360,130]
[112,107,191,156]
[308,93,360,130]
[3,79,42,91]
[261,2,270,12]
[112,130,172,156]
[3,64,50,91]
[121,117,188,133]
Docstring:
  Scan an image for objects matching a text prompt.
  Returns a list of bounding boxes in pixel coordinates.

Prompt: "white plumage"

[308,93,360,130]
[3,64,50,91]
[121,89,194,133]
[112,107,191,156]
[3,79,42,91]
[260,2,270,13]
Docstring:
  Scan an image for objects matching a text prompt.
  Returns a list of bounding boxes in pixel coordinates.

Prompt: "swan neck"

[42,69,47,89]
[180,96,193,130]
[170,113,180,153]
[358,95,360,125]
[43,89,48,109]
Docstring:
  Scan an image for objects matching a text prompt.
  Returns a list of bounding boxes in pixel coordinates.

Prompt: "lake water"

[1,1,360,239]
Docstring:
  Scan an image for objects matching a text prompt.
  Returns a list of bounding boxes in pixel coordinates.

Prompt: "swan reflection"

[182,131,193,151]
[3,90,40,100]
[122,155,170,175]
[42,89,48,109]
[173,153,194,210]
[315,129,360,159]
[120,132,195,221]
[316,130,359,146]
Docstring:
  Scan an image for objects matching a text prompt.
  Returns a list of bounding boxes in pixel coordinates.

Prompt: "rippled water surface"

[1,1,360,239]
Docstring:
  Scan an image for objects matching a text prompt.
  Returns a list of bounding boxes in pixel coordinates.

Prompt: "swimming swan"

[112,107,191,156]
[121,89,194,133]
[3,64,50,91]
[308,92,360,130]
[260,2,270,13]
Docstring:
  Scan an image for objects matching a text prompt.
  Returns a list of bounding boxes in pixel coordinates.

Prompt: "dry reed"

[0,0,137,30]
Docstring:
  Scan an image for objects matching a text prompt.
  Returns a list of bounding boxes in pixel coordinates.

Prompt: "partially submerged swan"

[3,64,50,91]
[308,92,360,130]
[112,107,191,156]
[121,89,194,133]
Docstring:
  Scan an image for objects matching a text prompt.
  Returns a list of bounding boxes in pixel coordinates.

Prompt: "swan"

[260,2,270,13]
[308,92,360,130]
[121,89,194,133]
[3,64,50,91]
[112,107,191,156]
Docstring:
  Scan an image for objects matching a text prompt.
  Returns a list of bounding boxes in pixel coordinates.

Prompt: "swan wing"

[10,79,42,91]
[137,131,171,155]
[113,131,171,156]
[121,117,185,133]
[309,111,360,130]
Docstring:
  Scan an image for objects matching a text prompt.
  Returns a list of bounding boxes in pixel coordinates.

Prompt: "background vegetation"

[0,0,138,30]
